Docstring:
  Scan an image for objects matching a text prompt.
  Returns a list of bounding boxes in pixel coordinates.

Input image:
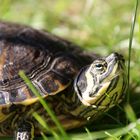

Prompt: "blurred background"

[0,0,140,139]
[0,0,139,98]
[0,0,139,54]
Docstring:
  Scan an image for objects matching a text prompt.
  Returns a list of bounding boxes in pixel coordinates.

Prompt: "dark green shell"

[0,21,94,106]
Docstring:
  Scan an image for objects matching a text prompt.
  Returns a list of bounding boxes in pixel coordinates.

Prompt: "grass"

[127,0,139,104]
[0,0,140,140]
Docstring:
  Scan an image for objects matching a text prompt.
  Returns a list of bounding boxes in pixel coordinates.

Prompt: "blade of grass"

[104,131,119,140]
[84,127,93,140]
[19,70,69,140]
[104,112,123,126]
[41,132,49,140]
[124,104,137,122]
[124,104,140,138]
[127,0,139,103]
[70,119,140,140]
[33,112,60,140]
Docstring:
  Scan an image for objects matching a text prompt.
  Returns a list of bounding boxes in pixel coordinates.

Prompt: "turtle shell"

[0,21,93,106]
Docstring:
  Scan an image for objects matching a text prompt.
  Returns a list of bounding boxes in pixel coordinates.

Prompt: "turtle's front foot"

[15,121,34,140]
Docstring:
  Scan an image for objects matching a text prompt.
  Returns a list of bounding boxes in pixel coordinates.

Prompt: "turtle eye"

[95,63,104,70]
[91,60,107,74]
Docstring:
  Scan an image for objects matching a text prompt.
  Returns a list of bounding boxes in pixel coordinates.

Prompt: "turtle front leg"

[15,121,34,140]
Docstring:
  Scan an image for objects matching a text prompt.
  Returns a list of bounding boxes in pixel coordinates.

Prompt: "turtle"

[0,21,128,140]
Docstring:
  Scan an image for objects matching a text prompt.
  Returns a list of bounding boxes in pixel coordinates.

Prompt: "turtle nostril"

[112,52,124,62]
[113,52,119,56]
[113,52,121,57]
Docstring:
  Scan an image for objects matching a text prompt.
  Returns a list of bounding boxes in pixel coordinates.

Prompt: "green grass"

[0,0,140,139]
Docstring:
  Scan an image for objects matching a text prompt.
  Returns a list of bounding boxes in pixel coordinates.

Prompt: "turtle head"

[74,53,128,108]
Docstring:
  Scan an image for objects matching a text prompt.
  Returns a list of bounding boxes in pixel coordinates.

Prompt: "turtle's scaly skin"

[0,21,128,138]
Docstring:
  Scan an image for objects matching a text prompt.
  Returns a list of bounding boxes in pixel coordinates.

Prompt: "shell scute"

[33,70,71,95]
[10,86,35,103]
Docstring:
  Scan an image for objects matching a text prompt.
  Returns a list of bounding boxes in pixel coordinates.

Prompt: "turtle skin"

[0,21,96,138]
